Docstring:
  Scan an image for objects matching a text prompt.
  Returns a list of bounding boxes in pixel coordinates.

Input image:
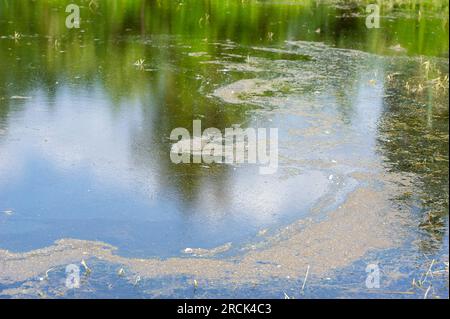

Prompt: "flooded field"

[0,0,448,298]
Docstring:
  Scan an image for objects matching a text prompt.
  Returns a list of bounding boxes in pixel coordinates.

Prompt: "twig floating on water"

[301,265,310,292]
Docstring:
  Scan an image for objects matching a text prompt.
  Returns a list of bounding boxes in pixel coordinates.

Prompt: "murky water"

[0,1,448,298]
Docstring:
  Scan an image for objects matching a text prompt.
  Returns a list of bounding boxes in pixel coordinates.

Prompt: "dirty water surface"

[0,1,448,298]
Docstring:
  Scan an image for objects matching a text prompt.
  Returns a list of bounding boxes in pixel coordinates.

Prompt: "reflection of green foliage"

[0,0,447,118]
[0,1,447,99]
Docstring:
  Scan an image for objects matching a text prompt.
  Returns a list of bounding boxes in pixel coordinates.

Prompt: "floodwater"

[0,1,448,298]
